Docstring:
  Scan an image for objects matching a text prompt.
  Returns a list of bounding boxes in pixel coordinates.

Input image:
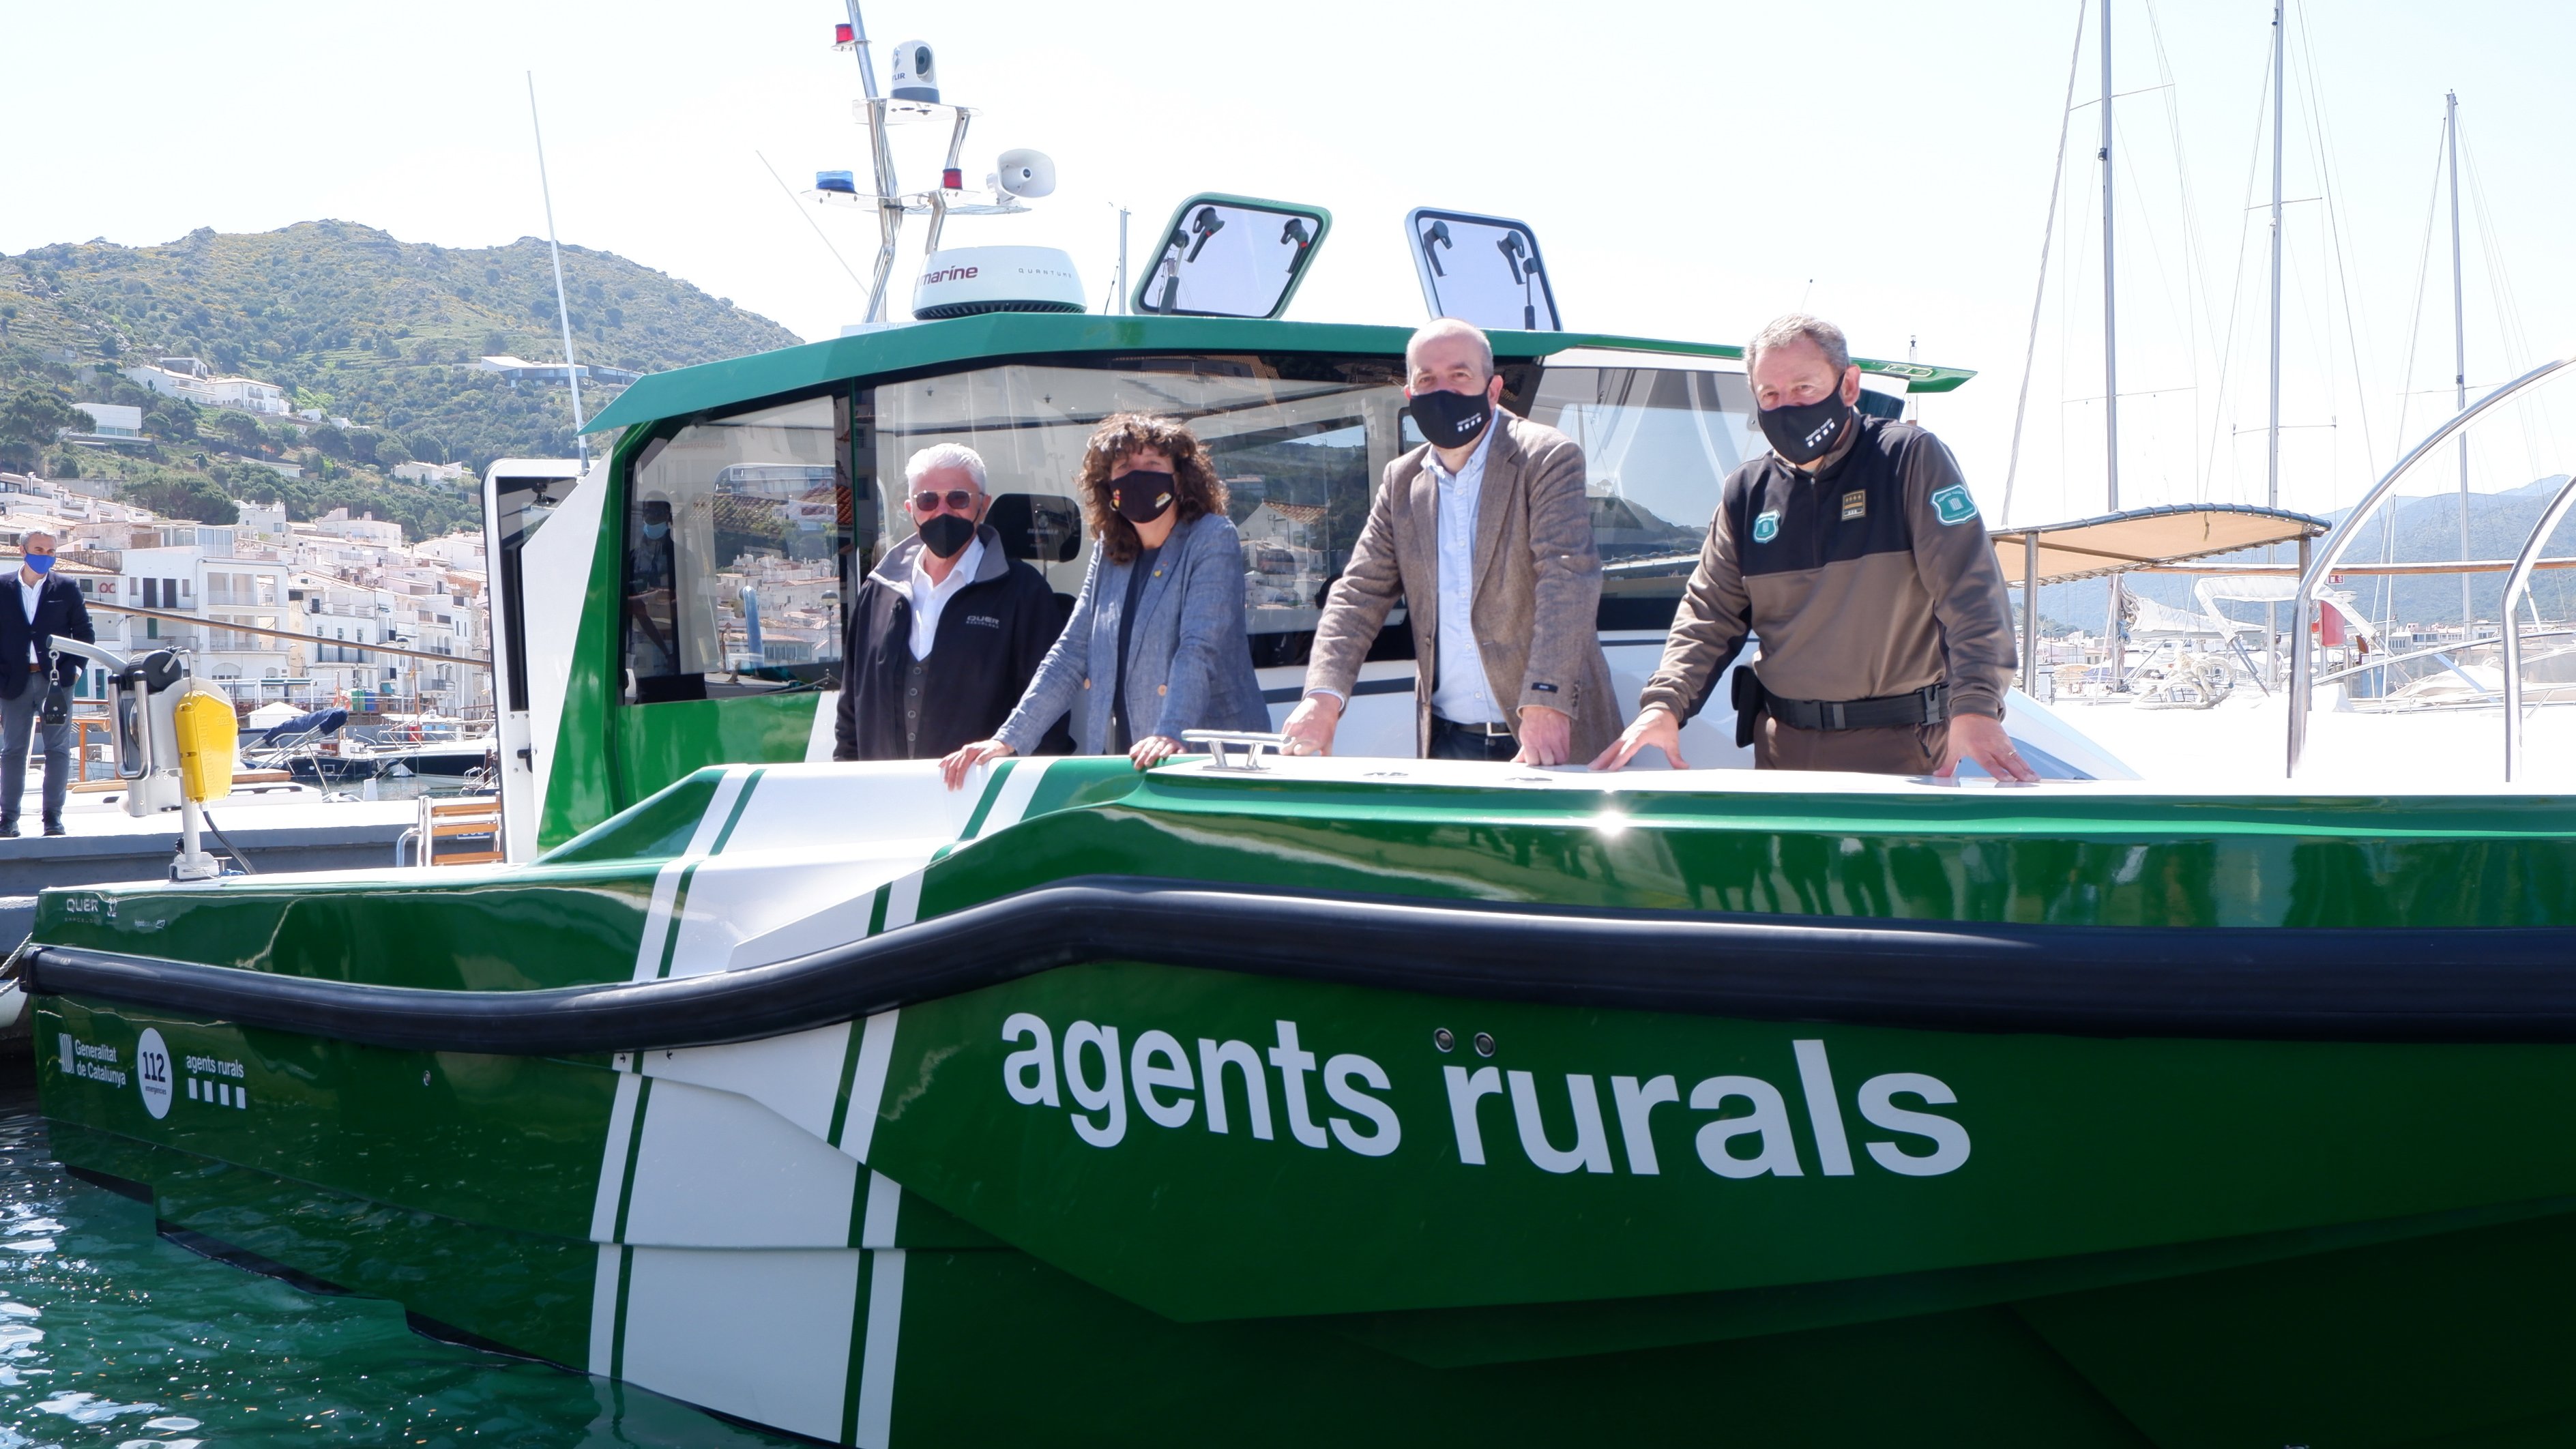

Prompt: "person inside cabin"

[624,495,680,677]
[941,414,1267,785]
[1,531,93,838]
[1280,317,1618,764]
[835,444,1068,761]
[1590,313,2032,780]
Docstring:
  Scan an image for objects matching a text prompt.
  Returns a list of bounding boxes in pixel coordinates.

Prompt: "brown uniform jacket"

[1637,414,2016,724]
[1304,412,1620,759]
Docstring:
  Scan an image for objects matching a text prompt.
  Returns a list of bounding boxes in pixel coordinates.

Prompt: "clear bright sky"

[8,0,2572,525]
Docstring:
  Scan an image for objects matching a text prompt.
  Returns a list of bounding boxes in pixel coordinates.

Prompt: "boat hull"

[26,757,2576,1444]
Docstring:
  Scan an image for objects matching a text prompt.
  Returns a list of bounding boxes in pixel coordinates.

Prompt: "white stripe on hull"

[583,758,1057,1441]
[621,1245,863,1443]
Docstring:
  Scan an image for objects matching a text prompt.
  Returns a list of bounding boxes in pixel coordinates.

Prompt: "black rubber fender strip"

[19,875,2576,1053]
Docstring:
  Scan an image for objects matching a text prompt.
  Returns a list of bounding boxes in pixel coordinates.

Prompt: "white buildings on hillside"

[70,402,143,438]
[0,471,492,716]
[393,460,473,488]
[309,507,404,547]
[123,357,291,415]
[475,355,643,387]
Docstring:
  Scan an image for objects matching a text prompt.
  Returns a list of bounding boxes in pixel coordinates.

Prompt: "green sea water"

[0,1086,798,1448]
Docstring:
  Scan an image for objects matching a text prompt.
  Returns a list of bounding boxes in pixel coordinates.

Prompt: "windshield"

[614,352,1766,703]
[624,393,854,700]
[866,355,1407,666]
[1521,364,1759,630]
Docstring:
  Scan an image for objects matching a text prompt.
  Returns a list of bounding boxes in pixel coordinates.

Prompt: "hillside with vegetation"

[0,220,804,536]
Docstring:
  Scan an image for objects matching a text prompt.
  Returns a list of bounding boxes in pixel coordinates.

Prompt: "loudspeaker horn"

[993,149,1057,199]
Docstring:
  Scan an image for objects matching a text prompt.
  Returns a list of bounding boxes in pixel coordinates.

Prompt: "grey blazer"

[996,512,1269,755]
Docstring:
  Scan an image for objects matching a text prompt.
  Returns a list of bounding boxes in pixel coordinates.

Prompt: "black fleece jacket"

[834,528,1071,761]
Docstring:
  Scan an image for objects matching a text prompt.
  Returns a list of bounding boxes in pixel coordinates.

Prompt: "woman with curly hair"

[941,413,1267,784]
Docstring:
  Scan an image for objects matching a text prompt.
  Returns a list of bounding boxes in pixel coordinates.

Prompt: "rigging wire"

[2109,101,2196,504]
[2459,115,2560,475]
[2141,0,2226,501]
[2002,0,2091,529]
[2386,114,2450,637]
[2289,0,2383,482]
[2197,30,2279,503]
[757,150,873,299]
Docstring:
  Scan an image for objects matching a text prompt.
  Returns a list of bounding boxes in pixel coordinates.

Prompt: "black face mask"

[1111,469,1177,525]
[916,512,976,559]
[1408,385,1493,450]
[1757,394,1853,466]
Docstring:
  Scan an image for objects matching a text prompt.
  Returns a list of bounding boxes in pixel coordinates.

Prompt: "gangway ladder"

[409,795,505,867]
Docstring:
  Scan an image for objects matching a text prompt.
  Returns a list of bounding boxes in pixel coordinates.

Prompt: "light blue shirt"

[1424,423,1506,724]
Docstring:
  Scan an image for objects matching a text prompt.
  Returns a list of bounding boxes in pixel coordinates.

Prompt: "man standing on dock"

[1,531,93,836]
[1592,314,2032,780]
[1285,319,1617,764]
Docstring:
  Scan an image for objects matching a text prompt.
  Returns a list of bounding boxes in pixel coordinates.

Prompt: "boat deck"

[0,766,416,894]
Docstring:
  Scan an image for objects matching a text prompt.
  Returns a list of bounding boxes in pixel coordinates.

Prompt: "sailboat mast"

[2266,3,2285,510]
[2099,0,2122,676]
[2448,90,2471,630]
[2099,0,2118,514]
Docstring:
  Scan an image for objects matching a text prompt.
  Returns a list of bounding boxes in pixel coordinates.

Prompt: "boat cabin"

[482,313,1985,858]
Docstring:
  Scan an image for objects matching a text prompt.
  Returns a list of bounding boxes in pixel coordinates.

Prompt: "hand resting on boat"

[941,737,1014,789]
[1591,703,1687,772]
[1941,713,2038,783]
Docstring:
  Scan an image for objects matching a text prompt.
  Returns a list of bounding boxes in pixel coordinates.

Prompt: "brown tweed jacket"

[1303,411,1619,759]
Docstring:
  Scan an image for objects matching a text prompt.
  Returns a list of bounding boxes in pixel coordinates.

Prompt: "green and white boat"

[19,24,2576,1444]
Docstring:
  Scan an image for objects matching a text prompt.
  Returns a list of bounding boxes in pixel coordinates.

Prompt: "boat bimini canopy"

[1989,503,2332,588]
[1989,503,2333,692]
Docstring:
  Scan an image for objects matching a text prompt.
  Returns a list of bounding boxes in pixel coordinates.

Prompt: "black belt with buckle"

[1733,672,1948,745]
[1431,716,1515,738]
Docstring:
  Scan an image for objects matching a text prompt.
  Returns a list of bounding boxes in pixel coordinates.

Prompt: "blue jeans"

[0,674,72,826]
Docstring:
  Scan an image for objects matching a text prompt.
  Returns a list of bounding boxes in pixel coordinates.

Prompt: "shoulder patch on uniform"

[1931,484,1978,525]
[1751,510,1782,544]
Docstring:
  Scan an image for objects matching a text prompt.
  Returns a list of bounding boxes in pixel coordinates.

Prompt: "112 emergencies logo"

[999,1014,1967,1180]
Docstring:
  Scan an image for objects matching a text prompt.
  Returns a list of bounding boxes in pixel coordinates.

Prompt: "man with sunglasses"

[834,445,1070,761]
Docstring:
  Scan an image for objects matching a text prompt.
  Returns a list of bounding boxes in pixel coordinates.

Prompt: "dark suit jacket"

[1,572,95,698]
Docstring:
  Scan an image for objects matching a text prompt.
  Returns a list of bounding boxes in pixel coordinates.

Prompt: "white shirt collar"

[905,533,985,660]
[1423,415,1500,486]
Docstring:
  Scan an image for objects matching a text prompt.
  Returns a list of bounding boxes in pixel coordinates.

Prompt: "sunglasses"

[911,490,978,512]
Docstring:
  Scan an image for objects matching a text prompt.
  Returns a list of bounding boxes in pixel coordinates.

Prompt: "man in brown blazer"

[1283,319,1618,764]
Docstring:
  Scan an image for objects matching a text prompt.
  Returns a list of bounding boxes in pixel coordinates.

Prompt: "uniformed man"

[1592,314,2034,780]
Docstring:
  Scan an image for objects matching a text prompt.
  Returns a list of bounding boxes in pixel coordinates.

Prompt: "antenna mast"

[843,0,903,323]
[527,72,587,467]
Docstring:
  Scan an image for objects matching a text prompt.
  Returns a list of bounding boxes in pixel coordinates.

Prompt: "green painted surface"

[35,864,658,985]
[536,415,650,850]
[869,960,2576,1321]
[50,1118,603,1371]
[542,767,728,864]
[43,998,617,1242]
[607,694,819,813]
[583,312,1974,439]
[924,761,2576,928]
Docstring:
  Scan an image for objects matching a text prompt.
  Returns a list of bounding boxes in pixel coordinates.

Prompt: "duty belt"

[1734,671,1948,744]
